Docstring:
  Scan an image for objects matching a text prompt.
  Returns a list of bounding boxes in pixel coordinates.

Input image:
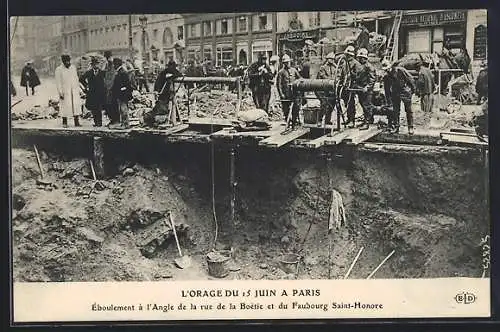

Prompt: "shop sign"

[401,10,466,27]
[279,30,318,42]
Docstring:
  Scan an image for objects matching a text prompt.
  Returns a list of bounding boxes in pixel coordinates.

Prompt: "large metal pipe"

[174,76,240,84]
[291,79,337,92]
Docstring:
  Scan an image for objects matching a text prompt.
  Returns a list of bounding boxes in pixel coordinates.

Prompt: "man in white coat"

[55,53,82,127]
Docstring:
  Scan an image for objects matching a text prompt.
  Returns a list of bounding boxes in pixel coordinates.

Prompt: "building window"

[177,26,183,40]
[203,47,212,61]
[189,24,199,38]
[407,29,431,54]
[216,46,233,66]
[221,20,228,34]
[309,12,320,28]
[238,16,247,32]
[473,24,487,60]
[432,27,444,54]
[204,21,212,36]
[253,14,268,31]
[153,29,158,41]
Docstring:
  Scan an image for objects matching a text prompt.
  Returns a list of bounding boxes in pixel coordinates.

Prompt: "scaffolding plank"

[344,127,383,145]
[441,133,488,147]
[188,117,234,128]
[322,128,359,146]
[130,124,189,136]
[259,128,310,148]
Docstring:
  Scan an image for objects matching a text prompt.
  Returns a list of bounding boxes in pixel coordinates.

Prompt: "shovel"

[34,145,52,186]
[169,212,192,269]
[87,160,106,196]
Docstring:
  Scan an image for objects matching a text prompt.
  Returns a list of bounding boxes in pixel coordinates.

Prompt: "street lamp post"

[139,15,148,66]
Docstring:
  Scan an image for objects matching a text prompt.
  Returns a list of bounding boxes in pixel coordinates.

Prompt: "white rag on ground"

[55,64,82,117]
[329,189,346,232]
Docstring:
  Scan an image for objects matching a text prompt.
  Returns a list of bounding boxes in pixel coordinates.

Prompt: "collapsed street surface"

[10,11,489,283]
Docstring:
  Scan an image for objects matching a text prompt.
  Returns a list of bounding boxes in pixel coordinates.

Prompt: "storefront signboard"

[401,10,467,27]
[279,30,319,42]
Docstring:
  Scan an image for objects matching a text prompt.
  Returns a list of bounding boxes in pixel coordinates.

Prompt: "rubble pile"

[126,208,190,258]
[128,92,155,127]
[12,100,60,121]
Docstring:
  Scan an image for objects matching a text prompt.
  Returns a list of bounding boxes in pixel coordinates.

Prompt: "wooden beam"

[344,127,382,145]
[92,136,105,178]
[323,128,359,146]
[130,124,189,136]
[440,133,489,147]
[188,117,234,127]
[259,128,310,148]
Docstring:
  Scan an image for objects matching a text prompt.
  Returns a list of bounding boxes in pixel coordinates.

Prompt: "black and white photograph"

[10,9,489,287]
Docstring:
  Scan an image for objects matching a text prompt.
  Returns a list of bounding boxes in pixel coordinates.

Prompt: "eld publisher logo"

[455,292,477,304]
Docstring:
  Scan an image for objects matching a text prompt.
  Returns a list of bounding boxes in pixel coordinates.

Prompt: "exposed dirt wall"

[11,137,488,281]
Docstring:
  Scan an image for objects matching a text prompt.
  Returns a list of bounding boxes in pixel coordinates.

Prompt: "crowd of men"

[246,47,419,133]
[245,47,488,135]
[35,44,488,134]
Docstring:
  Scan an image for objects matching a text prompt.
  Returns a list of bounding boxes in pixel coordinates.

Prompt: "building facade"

[62,16,91,57]
[10,16,38,71]
[183,12,277,66]
[130,14,185,64]
[88,15,130,58]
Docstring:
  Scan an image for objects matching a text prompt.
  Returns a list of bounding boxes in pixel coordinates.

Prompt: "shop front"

[251,39,273,63]
[236,42,248,65]
[278,29,322,64]
[399,10,467,57]
[215,43,233,67]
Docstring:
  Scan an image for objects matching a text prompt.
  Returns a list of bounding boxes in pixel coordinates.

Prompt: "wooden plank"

[259,127,310,148]
[304,134,329,148]
[210,124,282,140]
[450,127,476,134]
[344,127,382,145]
[188,117,234,127]
[323,128,359,146]
[441,133,489,147]
[130,124,189,136]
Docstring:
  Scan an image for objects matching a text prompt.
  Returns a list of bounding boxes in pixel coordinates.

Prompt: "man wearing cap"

[111,58,133,129]
[277,54,302,128]
[381,59,416,135]
[316,52,337,125]
[79,56,106,127]
[247,52,274,113]
[103,50,120,126]
[416,59,435,113]
[355,48,375,130]
[55,53,83,127]
[269,55,281,114]
[20,61,41,96]
[476,61,488,105]
[342,45,362,128]
[147,59,184,126]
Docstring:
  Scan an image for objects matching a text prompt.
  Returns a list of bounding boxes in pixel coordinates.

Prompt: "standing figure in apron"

[55,53,82,128]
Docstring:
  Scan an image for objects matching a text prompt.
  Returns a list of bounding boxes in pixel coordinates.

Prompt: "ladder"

[383,10,404,63]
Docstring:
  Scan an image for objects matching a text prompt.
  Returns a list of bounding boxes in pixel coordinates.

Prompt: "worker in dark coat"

[79,56,106,126]
[342,45,362,128]
[355,48,376,130]
[20,61,41,96]
[316,52,336,125]
[277,54,302,129]
[416,59,435,113]
[103,50,120,126]
[381,59,416,135]
[111,58,133,129]
[247,52,274,113]
[476,61,488,105]
[144,60,183,126]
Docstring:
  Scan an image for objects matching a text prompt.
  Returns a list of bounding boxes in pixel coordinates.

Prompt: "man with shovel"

[144,60,183,127]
